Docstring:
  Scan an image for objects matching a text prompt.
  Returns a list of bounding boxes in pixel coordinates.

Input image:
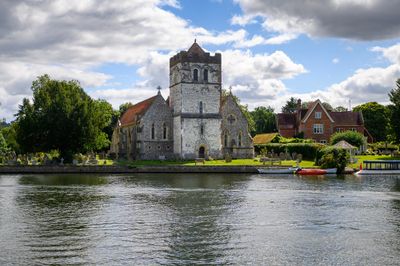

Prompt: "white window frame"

[313,124,324,134]
[315,111,322,119]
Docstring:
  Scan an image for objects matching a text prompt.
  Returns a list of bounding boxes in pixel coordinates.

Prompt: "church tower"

[169,41,222,159]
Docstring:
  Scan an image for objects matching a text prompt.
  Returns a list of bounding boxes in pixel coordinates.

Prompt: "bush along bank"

[315,147,349,174]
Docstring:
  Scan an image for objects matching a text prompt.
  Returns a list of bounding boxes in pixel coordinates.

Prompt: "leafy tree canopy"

[250,106,277,136]
[119,102,133,115]
[333,106,348,112]
[1,123,20,153]
[281,97,299,113]
[330,130,366,148]
[15,75,112,161]
[353,102,389,142]
[388,79,400,143]
[0,131,8,155]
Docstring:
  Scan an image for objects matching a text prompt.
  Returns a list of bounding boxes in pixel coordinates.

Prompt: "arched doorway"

[198,146,205,158]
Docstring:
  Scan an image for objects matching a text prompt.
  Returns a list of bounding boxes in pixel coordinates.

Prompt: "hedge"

[255,143,324,160]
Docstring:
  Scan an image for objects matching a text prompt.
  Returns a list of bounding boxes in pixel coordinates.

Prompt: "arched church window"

[151,123,155,139]
[199,101,203,114]
[203,69,208,82]
[200,124,204,135]
[163,123,167,139]
[193,69,198,81]
[224,132,228,147]
[238,131,242,147]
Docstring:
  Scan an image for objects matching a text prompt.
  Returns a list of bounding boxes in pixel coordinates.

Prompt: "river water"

[0,174,399,265]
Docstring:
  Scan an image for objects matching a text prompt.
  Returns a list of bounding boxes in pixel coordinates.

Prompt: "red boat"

[296,168,337,175]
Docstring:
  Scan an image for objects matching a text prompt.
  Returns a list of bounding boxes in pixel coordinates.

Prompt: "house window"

[224,133,228,147]
[199,101,203,114]
[336,128,343,132]
[193,69,198,82]
[151,123,155,139]
[200,124,204,135]
[315,112,322,119]
[351,128,356,131]
[313,124,324,134]
[203,69,208,82]
[163,123,167,139]
[238,132,242,147]
[320,140,327,144]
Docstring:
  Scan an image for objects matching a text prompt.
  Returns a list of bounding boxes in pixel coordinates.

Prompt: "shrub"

[330,130,365,148]
[315,147,349,173]
[255,143,323,160]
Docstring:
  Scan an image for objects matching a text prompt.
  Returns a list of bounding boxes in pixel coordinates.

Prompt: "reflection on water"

[0,174,399,265]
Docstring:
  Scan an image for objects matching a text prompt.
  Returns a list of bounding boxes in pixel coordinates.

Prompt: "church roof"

[120,95,158,126]
[187,41,205,56]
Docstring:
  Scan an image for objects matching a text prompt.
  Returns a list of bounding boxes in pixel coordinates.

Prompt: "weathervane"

[157,86,161,94]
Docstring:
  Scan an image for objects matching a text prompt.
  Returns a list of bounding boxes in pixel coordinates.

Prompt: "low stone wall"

[0,165,259,174]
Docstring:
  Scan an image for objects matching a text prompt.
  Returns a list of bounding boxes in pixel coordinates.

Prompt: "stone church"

[110,41,254,160]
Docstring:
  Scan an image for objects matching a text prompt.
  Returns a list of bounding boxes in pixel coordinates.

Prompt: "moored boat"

[296,168,337,175]
[355,160,400,175]
[258,167,298,174]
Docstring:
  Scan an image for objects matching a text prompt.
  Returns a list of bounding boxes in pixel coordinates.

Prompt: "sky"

[1,0,400,121]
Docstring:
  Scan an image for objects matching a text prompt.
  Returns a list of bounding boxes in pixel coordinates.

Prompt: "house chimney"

[296,99,302,134]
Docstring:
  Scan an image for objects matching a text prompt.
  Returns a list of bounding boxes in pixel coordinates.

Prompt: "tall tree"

[15,75,112,161]
[0,131,8,155]
[353,102,389,142]
[281,97,299,113]
[388,79,400,143]
[250,106,277,135]
[119,102,133,115]
[1,123,19,153]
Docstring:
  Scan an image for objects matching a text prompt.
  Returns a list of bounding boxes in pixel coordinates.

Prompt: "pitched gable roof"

[330,111,363,125]
[301,99,334,123]
[120,95,158,127]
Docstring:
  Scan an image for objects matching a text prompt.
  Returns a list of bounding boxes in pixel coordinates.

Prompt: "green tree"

[119,102,133,115]
[330,130,365,148]
[250,106,277,135]
[15,75,112,162]
[282,97,299,113]
[0,131,8,154]
[1,123,20,153]
[353,102,389,142]
[388,79,400,143]
[333,106,347,112]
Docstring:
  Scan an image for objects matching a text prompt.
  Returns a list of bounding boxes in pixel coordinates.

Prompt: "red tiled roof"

[120,95,158,126]
[330,111,363,125]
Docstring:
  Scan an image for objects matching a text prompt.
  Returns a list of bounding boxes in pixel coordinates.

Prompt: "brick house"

[277,99,373,143]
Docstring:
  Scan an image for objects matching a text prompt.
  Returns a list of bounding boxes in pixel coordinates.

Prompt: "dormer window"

[315,112,322,119]
[203,69,208,82]
[193,69,198,81]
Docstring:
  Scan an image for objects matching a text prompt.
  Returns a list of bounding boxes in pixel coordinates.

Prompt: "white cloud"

[235,0,400,41]
[332,58,340,64]
[230,14,257,26]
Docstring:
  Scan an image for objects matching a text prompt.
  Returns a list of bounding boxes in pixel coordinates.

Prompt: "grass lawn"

[117,158,316,168]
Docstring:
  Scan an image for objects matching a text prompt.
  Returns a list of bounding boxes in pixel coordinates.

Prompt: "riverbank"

[0,165,260,174]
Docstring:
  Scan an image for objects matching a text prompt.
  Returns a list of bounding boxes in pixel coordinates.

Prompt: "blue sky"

[1,0,400,121]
